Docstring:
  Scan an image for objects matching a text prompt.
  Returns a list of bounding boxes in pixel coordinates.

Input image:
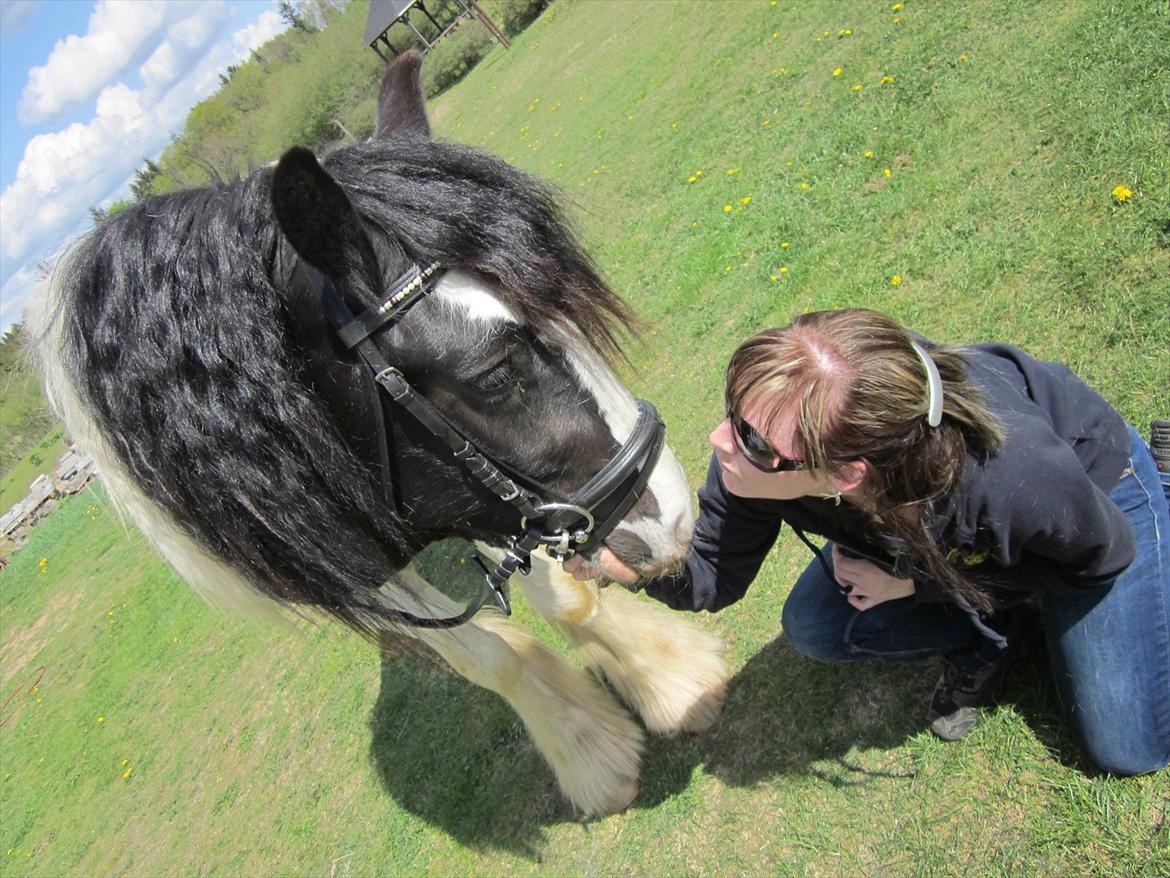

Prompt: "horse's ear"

[271,146,382,300]
[375,49,430,140]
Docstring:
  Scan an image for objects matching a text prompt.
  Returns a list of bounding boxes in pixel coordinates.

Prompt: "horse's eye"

[474,361,517,395]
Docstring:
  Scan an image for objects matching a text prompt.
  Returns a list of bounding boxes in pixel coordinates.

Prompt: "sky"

[0,0,291,334]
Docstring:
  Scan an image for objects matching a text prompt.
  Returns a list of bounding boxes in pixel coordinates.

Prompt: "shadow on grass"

[365,547,1081,853]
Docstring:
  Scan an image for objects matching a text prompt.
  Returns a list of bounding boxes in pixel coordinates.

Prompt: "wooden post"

[468,0,509,49]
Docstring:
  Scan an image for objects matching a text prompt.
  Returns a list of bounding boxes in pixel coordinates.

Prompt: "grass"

[3,1,1168,875]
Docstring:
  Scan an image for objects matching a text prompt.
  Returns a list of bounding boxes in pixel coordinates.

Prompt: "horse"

[32,51,728,816]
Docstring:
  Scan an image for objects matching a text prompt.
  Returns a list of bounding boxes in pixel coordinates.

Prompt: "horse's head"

[39,50,692,636]
[268,53,693,591]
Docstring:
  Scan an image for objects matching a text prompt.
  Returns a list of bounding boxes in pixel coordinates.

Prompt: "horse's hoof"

[592,776,638,816]
[675,682,726,734]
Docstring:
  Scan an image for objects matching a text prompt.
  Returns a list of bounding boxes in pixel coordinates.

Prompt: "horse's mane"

[45,138,633,638]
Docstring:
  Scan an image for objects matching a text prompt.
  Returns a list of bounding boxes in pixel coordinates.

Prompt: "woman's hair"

[725,308,1004,611]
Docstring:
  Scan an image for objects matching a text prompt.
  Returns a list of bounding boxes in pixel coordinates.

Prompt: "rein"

[304,262,665,629]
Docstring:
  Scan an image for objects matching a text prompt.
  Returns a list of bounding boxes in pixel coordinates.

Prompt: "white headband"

[910,340,943,427]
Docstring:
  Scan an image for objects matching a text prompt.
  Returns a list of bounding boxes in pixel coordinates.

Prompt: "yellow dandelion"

[892,2,903,10]
[891,274,903,285]
[773,31,779,39]
[123,767,134,780]
[894,15,902,23]
[780,266,789,274]
[883,167,893,177]
[832,67,843,77]
[725,266,733,273]
[695,169,704,177]
[853,83,862,91]
[800,181,811,190]
[823,31,830,37]
[691,221,699,228]
[726,167,741,175]
[838,29,853,37]
[97,716,105,723]
[881,75,896,84]
[121,759,129,766]
[781,241,791,248]
[762,118,771,126]
[740,196,752,205]
[723,204,733,213]
[864,149,874,158]
[770,274,778,282]
[1112,184,1133,203]
[671,122,678,129]
[687,175,697,183]
[959,53,970,62]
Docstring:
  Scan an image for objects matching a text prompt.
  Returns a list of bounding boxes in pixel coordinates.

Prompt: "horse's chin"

[581,540,689,586]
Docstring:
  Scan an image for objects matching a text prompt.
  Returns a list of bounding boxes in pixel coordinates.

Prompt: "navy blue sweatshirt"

[643,343,1136,613]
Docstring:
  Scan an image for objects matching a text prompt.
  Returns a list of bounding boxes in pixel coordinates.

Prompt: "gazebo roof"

[363,0,418,45]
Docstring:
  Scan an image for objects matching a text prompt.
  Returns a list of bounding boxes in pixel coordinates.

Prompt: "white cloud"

[0,265,45,332]
[139,3,233,103]
[232,9,285,58]
[17,0,206,125]
[1,4,289,330]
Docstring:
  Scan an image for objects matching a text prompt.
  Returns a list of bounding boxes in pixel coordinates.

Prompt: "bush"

[421,18,495,96]
[494,0,550,36]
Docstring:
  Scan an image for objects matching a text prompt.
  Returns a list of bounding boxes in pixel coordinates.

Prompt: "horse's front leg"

[482,547,729,735]
[385,567,644,816]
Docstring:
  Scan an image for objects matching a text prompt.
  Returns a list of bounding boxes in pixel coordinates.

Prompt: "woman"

[568,308,1169,775]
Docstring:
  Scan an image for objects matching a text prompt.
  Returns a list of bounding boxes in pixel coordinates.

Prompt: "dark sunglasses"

[729,411,809,473]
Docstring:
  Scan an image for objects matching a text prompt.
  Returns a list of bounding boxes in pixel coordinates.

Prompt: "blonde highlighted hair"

[726,309,1003,610]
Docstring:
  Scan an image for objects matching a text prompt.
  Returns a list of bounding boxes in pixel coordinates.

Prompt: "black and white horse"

[34,52,726,815]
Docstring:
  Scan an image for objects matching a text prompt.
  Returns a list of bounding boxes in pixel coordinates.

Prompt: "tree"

[278,0,314,33]
[131,159,162,201]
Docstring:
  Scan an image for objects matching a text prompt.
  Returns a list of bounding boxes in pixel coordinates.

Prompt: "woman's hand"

[563,548,639,586]
[831,544,915,610]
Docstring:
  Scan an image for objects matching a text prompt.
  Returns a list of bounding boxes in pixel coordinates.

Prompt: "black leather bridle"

[305,261,666,629]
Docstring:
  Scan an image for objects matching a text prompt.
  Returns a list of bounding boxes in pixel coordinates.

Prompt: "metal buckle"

[520,502,595,535]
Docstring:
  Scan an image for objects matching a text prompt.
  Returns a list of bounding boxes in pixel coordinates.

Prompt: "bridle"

[304,261,666,629]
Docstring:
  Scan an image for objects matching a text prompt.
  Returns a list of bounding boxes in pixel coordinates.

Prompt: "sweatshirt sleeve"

[642,454,783,612]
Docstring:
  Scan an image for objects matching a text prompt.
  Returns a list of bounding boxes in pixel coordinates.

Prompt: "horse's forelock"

[323,138,638,365]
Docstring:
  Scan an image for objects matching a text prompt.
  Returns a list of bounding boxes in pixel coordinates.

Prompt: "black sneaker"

[1151,419,1170,473]
[928,649,1008,741]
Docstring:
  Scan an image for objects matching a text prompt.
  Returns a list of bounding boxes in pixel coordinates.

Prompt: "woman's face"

[709,401,840,500]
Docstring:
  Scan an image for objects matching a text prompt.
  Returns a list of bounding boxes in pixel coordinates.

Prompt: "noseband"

[305,262,666,628]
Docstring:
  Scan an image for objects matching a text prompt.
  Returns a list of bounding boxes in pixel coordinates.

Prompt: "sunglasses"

[729,411,809,473]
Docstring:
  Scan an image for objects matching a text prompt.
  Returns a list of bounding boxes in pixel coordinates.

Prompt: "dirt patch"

[0,589,83,685]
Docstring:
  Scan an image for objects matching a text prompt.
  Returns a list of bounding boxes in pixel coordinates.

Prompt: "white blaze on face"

[547,322,695,563]
[430,271,693,564]
[431,269,521,327]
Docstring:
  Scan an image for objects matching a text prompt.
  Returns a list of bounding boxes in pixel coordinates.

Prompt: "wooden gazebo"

[363,0,509,62]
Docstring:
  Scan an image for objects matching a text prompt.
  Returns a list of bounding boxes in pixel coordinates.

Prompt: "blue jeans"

[781,425,1170,776]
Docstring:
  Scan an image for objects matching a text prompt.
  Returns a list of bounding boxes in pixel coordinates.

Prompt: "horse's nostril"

[604,528,654,568]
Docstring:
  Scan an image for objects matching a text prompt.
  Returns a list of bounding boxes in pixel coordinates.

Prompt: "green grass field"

[3,1,1168,875]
